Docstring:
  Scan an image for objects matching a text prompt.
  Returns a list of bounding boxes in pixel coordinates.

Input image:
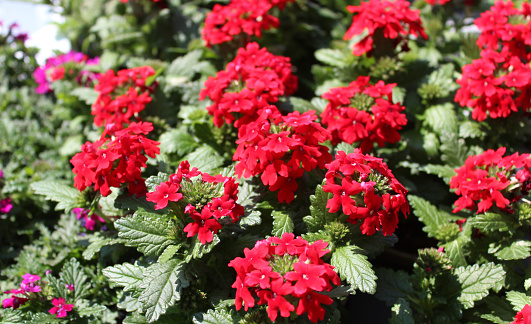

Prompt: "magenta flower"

[0,198,12,214]
[72,208,105,231]
[20,273,41,293]
[49,298,74,318]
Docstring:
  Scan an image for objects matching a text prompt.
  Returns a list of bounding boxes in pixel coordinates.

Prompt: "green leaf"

[166,50,202,79]
[506,291,531,312]
[118,293,142,312]
[78,304,107,317]
[138,260,190,322]
[424,103,458,134]
[303,183,337,232]
[122,312,149,324]
[71,87,98,105]
[331,245,377,294]
[336,142,355,154]
[423,132,440,157]
[392,87,406,104]
[30,180,81,213]
[193,308,238,324]
[1,309,25,324]
[183,145,224,174]
[390,298,414,324]
[314,49,350,67]
[468,213,514,232]
[490,240,531,260]
[185,235,220,262]
[289,97,318,113]
[159,129,199,156]
[442,237,468,267]
[115,208,176,256]
[480,314,510,324]
[103,263,145,292]
[420,164,456,185]
[525,278,531,291]
[440,132,469,167]
[239,210,261,227]
[354,232,398,259]
[408,195,449,238]
[29,313,62,323]
[60,258,91,302]
[272,211,294,237]
[459,121,485,139]
[456,263,505,307]
[159,245,181,263]
[316,79,347,96]
[375,268,413,306]
[83,235,124,260]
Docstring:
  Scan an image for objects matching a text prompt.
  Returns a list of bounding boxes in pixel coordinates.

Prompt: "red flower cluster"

[455,1,531,121]
[343,0,428,56]
[200,42,297,128]
[425,0,451,5]
[511,304,531,324]
[321,76,407,153]
[146,161,244,244]
[92,66,156,132]
[450,147,531,213]
[228,233,340,323]
[71,122,160,197]
[201,0,293,47]
[323,150,409,236]
[234,108,332,203]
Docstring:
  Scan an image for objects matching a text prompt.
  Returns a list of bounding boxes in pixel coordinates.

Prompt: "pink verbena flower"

[49,298,74,318]
[72,208,106,231]
[511,304,531,324]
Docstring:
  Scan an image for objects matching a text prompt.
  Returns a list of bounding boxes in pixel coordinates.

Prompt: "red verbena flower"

[234,109,332,203]
[511,304,531,324]
[71,122,160,197]
[344,0,428,56]
[321,76,407,153]
[450,147,531,213]
[323,150,409,236]
[229,233,340,323]
[200,42,297,128]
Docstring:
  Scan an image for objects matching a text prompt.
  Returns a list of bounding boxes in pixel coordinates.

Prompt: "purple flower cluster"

[72,208,105,231]
[34,51,100,94]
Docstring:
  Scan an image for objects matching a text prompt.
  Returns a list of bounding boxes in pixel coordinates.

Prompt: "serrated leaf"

[61,258,91,302]
[392,87,406,104]
[456,263,505,307]
[122,312,148,324]
[1,309,25,324]
[239,210,261,226]
[326,285,354,298]
[331,245,377,294]
[480,314,509,324]
[115,209,175,256]
[159,129,199,156]
[390,298,414,324]
[375,268,413,306]
[159,245,181,263]
[71,87,98,105]
[491,240,531,260]
[440,132,469,167]
[192,308,235,324]
[139,260,190,322]
[118,292,142,312]
[424,103,458,134]
[103,263,145,292]
[78,304,107,317]
[408,195,449,238]
[459,121,485,139]
[468,213,513,232]
[420,164,456,185]
[183,146,224,174]
[442,237,468,267]
[314,48,350,67]
[145,173,170,193]
[30,313,62,323]
[506,291,531,311]
[272,211,294,237]
[83,236,124,260]
[166,50,202,79]
[336,142,355,154]
[185,236,220,262]
[30,181,81,213]
[289,97,318,113]
[525,278,531,291]
[304,183,336,232]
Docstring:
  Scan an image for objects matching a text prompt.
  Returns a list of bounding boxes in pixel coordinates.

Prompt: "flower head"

[49,298,74,318]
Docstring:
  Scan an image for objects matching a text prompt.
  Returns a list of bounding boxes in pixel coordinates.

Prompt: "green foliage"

[30,181,81,213]
[330,245,377,294]
[271,210,294,237]
[390,298,415,324]
[455,263,505,307]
